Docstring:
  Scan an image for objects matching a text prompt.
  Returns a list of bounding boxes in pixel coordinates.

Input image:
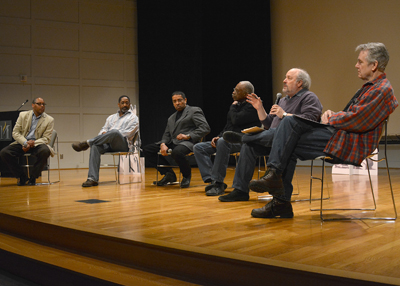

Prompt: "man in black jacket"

[194,81,260,196]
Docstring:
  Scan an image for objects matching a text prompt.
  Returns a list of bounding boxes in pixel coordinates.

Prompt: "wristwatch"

[23,142,28,148]
[282,112,287,118]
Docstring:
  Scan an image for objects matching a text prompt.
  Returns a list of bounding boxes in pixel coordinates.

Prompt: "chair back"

[49,130,57,148]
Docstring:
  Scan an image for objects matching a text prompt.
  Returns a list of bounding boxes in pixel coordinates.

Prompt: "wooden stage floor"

[0,166,400,285]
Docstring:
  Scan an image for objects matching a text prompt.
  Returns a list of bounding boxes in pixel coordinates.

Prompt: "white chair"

[22,130,60,185]
[309,118,396,221]
[104,132,142,184]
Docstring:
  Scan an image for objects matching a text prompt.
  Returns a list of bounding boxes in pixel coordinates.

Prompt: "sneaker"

[218,189,249,202]
[72,141,90,152]
[82,179,99,187]
[154,172,177,186]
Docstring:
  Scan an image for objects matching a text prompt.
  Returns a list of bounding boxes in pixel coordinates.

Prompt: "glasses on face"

[34,103,46,106]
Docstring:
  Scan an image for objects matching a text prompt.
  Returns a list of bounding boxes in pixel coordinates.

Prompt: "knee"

[193,142,205,154]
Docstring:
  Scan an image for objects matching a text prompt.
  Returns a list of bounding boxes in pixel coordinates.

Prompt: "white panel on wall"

[81,2,124,27]
[81,58,124,80]
[125,28,136,55]
[33,56,79,78]
[33,85,80,107]
[0,0,31,19]
[0,54,30,76]
[81,25,124,54]
[50,113,80,141]
[126,61,136,81]
[33,26,79,51]
[83,114,110,139]
[82,86,125,108]
[0,83,32,111]
[32,0,79,23]
[125,6,136,28]
[0,24,31,48]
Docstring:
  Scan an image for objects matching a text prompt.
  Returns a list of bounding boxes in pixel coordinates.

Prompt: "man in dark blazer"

[0,97,54,186]
[143,91,210,188]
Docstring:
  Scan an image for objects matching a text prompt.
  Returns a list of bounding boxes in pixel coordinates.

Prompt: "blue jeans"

[87,130,129,182]
[267,116,335,188]
[193,138,241,183]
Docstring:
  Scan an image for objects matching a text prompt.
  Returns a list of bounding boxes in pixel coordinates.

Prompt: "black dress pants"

[0,144,51,179]
[143,142,192,178]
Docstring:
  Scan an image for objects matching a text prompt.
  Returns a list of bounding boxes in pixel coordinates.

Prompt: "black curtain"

[137,1,272,147]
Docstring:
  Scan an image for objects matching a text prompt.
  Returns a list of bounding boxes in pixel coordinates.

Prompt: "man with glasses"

[0,97,54,186]
[72,95,139,187]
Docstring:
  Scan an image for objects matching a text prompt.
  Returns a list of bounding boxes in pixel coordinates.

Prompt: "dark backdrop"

[137,1,272,148]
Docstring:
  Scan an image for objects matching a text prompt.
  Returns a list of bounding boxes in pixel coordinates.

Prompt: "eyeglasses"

[34,103,46,106]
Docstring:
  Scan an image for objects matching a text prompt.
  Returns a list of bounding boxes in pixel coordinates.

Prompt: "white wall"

[0,0,138,169]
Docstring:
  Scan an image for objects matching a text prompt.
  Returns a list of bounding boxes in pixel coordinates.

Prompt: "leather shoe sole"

[72,141,89,152]
[223,131,243,144]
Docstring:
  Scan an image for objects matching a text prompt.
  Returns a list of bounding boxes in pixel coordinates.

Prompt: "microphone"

[17,99,29,111]
[275,93,282,105]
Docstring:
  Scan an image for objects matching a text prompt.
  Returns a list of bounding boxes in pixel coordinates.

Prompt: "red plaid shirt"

[324,73,398,166]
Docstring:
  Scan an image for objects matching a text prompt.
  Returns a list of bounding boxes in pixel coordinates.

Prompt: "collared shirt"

[99,109,139,151]
[261,89,323,129]
[324,73,398,165]
[25,112,42,141]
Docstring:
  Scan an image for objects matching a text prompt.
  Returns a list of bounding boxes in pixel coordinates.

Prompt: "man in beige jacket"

[0,97,54,185]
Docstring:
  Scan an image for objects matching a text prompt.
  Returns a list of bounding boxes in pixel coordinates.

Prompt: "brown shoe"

[72,141,89,152]
[248,168,284,197]
[82,179,98,187]
[251,197,293,218]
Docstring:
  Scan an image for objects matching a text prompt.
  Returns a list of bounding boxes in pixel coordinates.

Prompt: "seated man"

[220,68,323,204]
[248,42,398,219]
[72,95,139,187]
[143,91,210,188]
[0,97,54,186]
[193,81,260,196]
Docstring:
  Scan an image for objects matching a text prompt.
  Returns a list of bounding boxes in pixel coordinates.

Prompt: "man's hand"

[270,105,285,118]
[176,134,190,141]
[27,140,35,148]
[160,143,169,156]
[246,93,263,110]
[22,145,30,152]
[321,110,335,124]
[211,136,219,148]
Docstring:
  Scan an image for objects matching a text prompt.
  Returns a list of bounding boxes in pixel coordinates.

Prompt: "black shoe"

[205,181,227,192]
[206,182,225,196]
[248,168,284,197]
[17,174,29,186]
[219,189,249,202]
[82,179,99,187]
[251,197,293,218]
[72,141,89,152]
[181,175,191,188]
[154,172,177,186]
[27,178,36,186]
[223,131,243,144]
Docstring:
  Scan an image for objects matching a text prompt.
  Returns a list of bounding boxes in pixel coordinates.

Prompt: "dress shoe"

[223,131,243,144]
[17,174,29,186]
[154,172,177,186]
[82,179,99,187]
[218,189,249,202]
[180,175,191,188]
[206,182,225,196]
[251,197,293,218]
[248,168,284,197]
[72,141,89,152]
[205,181,227,192]
[27,178,36,186]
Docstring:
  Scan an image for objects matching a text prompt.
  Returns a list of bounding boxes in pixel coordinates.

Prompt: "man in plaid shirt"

[247,42,398,219]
